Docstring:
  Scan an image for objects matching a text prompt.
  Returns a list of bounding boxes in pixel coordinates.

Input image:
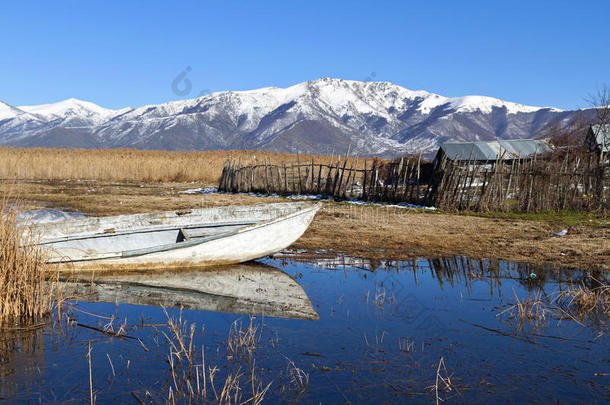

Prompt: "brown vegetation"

[0,147,342,183]
[496,289,550,332]
[147,309,272,404]
[555,280,609,326]
[0,194,56,324]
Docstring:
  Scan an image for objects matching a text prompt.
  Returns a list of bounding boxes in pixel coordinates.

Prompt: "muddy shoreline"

[4,179,609,271]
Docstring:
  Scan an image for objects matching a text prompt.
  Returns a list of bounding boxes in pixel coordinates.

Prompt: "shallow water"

[1,253,608,403]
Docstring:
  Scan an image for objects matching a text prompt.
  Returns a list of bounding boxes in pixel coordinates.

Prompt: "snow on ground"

[17,208,84,224]
[182,187,436,210]
[181,186,219,195]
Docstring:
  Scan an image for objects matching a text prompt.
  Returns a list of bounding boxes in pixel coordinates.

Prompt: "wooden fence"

[430,153,609,212]
[218,152,610,213]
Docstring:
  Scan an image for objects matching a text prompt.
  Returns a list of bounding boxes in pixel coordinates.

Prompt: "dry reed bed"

[0,147,345,183]
[0,195,56,324]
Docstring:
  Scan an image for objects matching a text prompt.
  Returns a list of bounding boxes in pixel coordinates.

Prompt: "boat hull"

[32,202,321,271]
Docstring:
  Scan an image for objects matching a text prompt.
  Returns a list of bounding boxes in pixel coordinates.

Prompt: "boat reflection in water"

[61,262,319,320]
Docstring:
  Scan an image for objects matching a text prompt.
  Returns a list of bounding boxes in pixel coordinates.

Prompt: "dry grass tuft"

[426,356,460,405]
[497,283,610,333]
[227,316,260,362]
[496,288,550,332]
[554,281,609,327]
[284,358,309,395]
[0,194,57,324]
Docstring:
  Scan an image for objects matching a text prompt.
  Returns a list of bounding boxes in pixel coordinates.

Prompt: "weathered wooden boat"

[61,262,319,320]
[30,202,321,270]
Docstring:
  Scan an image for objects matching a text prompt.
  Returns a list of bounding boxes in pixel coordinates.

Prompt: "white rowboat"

[31,202,321,271]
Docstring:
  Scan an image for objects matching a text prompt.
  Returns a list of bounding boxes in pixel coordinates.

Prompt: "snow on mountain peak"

[0,78,572,157]
[0,101,28,121]
[447,95,558,114]
[18,98,118,120]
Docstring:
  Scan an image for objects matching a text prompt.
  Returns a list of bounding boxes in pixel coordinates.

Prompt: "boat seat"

[177,228,191,242]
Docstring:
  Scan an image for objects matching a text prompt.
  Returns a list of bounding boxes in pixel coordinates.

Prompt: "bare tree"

[586,84,610,207]
[587,84,610,163]
[542,111,590,151]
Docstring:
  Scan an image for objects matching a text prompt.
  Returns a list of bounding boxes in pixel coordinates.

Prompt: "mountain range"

[0,78,590,157]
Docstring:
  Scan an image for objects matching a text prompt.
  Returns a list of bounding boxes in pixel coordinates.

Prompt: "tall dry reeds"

[0,147,335,184]
[0,195,56,324]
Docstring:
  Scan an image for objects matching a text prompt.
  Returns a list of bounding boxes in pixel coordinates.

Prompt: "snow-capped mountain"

[0,78,586,156]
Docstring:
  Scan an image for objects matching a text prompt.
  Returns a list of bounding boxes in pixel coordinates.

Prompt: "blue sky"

[1,1,608,110]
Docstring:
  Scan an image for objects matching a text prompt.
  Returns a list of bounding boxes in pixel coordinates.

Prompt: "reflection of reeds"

[374,288,386,308]
[398,337,415,352]
[0,194,57,324]
[0,327,46,399]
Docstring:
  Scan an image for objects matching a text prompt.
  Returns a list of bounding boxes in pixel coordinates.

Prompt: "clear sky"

[1,0,608,110]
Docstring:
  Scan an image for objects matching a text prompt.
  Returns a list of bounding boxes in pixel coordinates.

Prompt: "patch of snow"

[17,208,84,224]
[417,93,561,115]
[181,187,219,194]
[343,200,436,210]
[181,186,436,210]
[417,94,450,114]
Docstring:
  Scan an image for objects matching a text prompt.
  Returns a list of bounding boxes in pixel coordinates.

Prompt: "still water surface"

[1,253,608,403]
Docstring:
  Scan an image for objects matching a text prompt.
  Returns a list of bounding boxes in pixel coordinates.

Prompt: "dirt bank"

[4,180,609,271]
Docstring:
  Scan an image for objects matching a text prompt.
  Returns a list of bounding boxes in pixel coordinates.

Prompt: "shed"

[585,124,610,159]
[433,138,553,169]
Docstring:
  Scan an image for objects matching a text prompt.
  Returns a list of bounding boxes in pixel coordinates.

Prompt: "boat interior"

[28,202,313,262]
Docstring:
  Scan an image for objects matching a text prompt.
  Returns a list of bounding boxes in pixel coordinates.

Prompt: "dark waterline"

[1,254,608,404]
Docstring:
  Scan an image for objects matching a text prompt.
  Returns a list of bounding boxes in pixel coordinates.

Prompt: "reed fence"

[218,152,610,213]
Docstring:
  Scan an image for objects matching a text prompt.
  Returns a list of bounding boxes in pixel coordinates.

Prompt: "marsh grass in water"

[138,308,273,405]
[497,283,610,334]
[0,194,58,325]
[554,280,610,328]
[496,288,550,333]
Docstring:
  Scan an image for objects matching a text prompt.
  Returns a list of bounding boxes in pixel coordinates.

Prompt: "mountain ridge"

[0,78,587,157]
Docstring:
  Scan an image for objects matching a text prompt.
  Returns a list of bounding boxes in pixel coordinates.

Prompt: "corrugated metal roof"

[591,124,610,152]
[439,139,553,161]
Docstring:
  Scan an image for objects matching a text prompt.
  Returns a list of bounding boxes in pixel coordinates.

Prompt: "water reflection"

[0,329,45,400]
[277,251,609,293]
[1,253,607,403]
[60,262,319,320]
